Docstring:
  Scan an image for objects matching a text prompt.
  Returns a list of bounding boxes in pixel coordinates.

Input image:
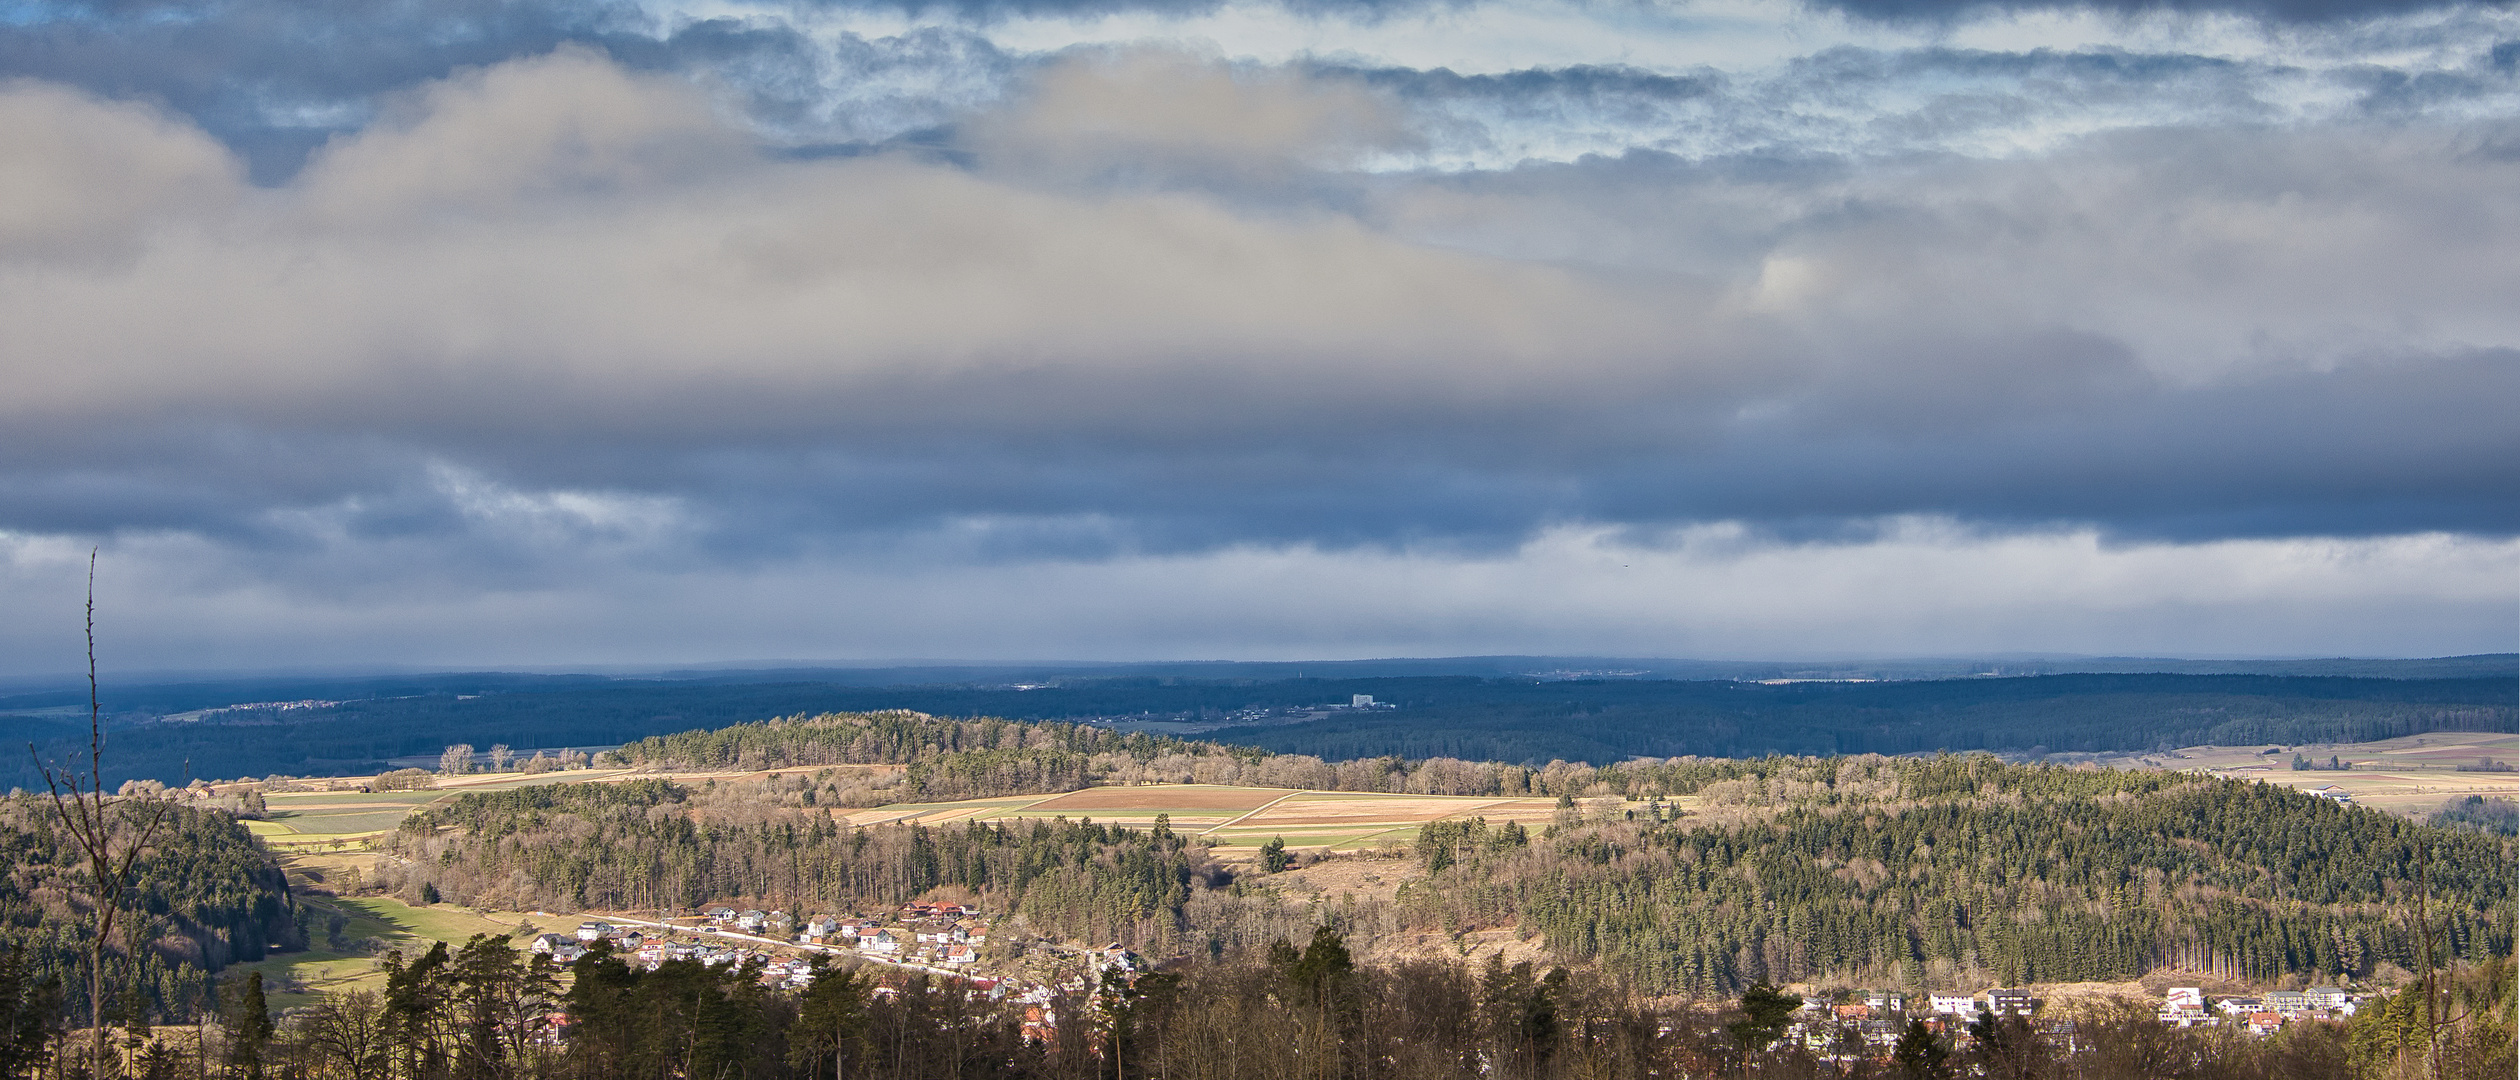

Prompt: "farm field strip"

[1199,788,1308,835]
[842,785,1594,852]
[2106,732,2520,814]
[1028,784,1289,812]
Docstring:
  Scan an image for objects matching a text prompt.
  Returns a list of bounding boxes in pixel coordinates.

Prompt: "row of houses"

[792,909,990,968]
[1806,987,2036,1023]
[2158,986,2359,1033]
[516,904,1118,1050]
[1779,992,2072,1059]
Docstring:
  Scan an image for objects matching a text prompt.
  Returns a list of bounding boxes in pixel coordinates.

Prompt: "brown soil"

[1250,797,1560,826]
[1027,786,1287,811]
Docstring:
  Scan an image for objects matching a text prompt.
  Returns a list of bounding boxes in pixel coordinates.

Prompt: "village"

[1767,981,2368,1061]
[515,894,2379,1057]
[523,899,1145,1045]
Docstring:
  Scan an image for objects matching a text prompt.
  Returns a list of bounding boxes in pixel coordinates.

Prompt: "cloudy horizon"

[2,0,2514,675]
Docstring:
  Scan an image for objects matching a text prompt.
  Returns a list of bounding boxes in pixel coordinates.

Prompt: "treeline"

[615,710,1269,802]
[2431,795,2519,836]
[601,711,1885,805]
[11,928,2512,1080]
[0,796,299,1027]
[1400,757,2517,995]
[381,780,1205,947]
[604,710,2259,806]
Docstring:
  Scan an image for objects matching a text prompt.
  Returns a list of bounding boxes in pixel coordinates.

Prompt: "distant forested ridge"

[0,797,299,1025]
[1405,756,2516,995]
[10,670,2507,788]
[1209,674,2517,764]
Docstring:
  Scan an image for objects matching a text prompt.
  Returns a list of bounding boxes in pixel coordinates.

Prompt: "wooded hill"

[382,779,1210,949]
[1400,755,2514,994]
[616,710,1266,802]
[0,797,300,1026]
[386,725,2515,996]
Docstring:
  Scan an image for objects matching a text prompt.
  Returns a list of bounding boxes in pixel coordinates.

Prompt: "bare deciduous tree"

[28,551,178,1078]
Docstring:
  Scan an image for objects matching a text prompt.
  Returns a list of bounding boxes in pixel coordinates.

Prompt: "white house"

[1986,988,2033,1016]
[1929,995,1978,1016]
[2159,987,2207,1027]
[575,922,613,943]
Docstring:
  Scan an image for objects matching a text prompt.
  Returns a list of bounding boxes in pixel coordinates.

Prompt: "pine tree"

[221,971,274,1080]
[1891,1018,1950,1080]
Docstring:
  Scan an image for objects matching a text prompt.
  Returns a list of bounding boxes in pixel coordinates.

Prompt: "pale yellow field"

[2094,732,2520,815]
[840,784,1647,854]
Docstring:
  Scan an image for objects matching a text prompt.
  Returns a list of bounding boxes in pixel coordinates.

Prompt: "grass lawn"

[229,895,546,1010]
[262,809,416,834]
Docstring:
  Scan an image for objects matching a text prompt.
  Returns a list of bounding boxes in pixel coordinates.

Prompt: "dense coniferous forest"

[8,669,2508,788]
[0,797,299,1027]
[1401,757,2515,994]
[379,779,1207,947]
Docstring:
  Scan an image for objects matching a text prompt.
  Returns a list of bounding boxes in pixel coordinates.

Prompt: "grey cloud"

[1815,0,2505,24]
[8,0,2510,189]
[785,0,2500,25]
[1299,40,2515,169]
[0,48,2512,595]
[0,1,1019,181]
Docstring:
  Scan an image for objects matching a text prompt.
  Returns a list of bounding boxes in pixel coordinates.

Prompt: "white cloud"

[0,80,242,263]
[0,519,2507,675]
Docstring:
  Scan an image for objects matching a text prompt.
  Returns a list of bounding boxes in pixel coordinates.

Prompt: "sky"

[0,0,2514,673]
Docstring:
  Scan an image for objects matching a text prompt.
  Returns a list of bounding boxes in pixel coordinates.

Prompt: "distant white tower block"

[1352,695,1376,707]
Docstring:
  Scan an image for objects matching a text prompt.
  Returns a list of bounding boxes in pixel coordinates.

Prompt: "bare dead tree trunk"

[28,551,177,1079]
[2412,832,2441,1080]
